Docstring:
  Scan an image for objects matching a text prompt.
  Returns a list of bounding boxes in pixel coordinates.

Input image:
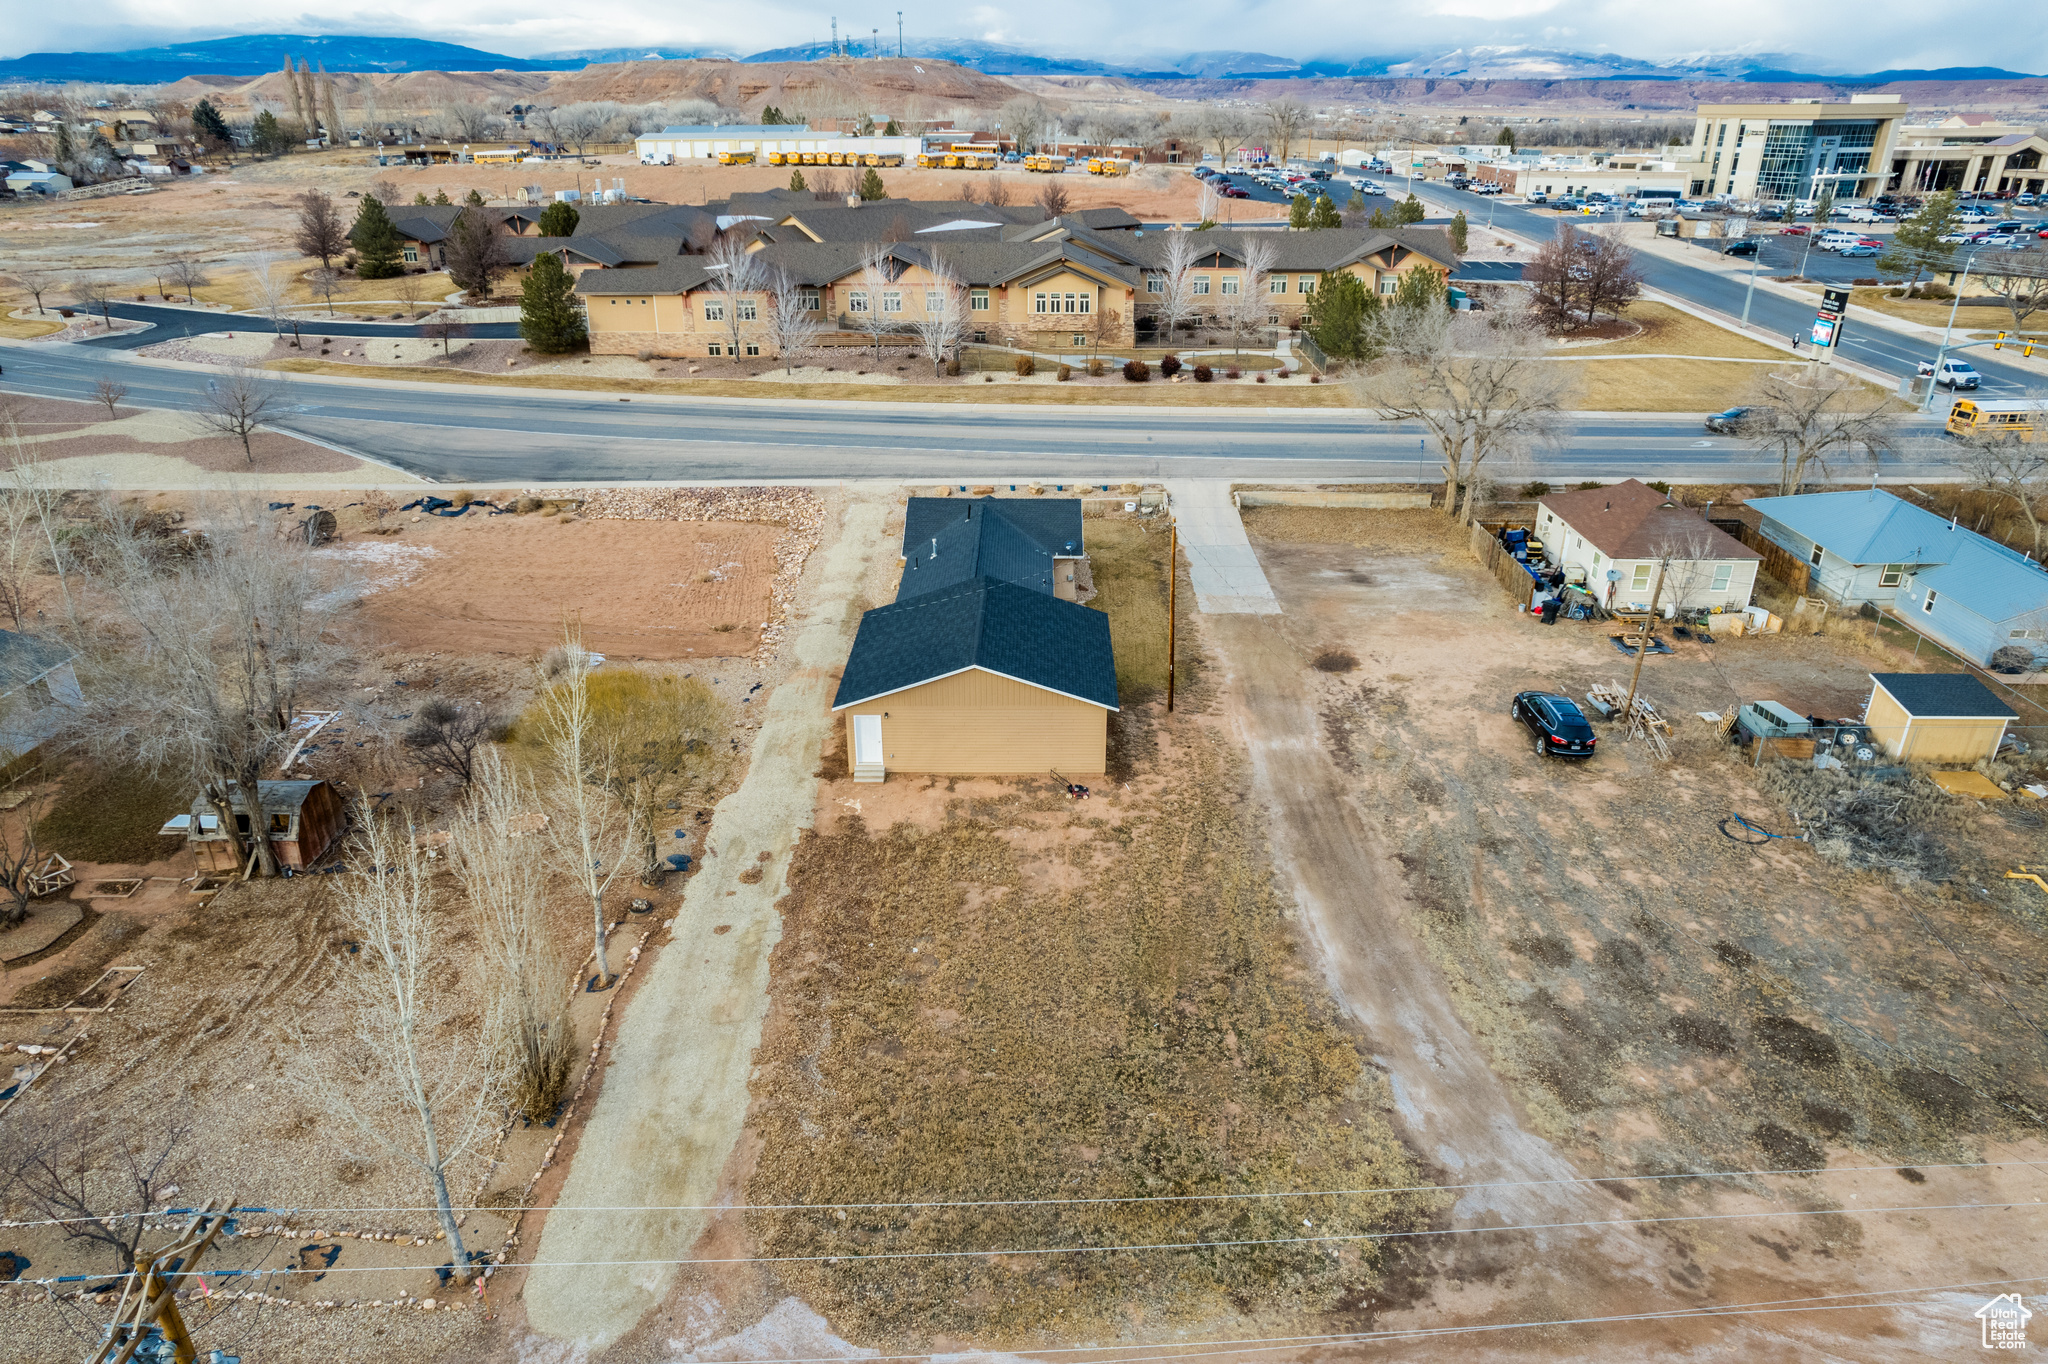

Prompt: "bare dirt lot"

[1,394,373,485]
[336,513,780,660]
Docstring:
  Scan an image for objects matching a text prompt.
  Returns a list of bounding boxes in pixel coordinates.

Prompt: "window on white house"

[1379,279,1398,295]
[1145,275,1163,294]
[1810,543,1824,566]
[1299,276,1315,293]
[1879,563,1904,587]
[925,291,942,311]
[737,299,756,321]
[1194,277,1211,295]
[704,300,725,321]
[1077,293,1091,315]
[1711,564,1733,592]
[799,289,820,310]
[970,289,989,310]
[848,291,869,313]
[1630,564,1652,591]
[882,291,903,314]
[1923,589,1937,613]
[1220,275,1240,295]
[1269,276,1287,294]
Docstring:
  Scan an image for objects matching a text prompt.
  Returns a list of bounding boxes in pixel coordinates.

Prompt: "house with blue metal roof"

[1747,489,2048,666]
[832,498,1116,781]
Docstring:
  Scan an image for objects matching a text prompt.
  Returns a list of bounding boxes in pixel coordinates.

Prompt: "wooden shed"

[833,498,1117,780]
[161,780,347,873]
[1864,673,2018,763]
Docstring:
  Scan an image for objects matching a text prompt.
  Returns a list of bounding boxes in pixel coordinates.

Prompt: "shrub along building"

[832,498,1116,780]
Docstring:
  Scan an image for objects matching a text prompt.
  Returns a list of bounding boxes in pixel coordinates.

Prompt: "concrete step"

[852,762,886,784]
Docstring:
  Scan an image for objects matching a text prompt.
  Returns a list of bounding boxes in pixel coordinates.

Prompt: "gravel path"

[521,491,889,1351]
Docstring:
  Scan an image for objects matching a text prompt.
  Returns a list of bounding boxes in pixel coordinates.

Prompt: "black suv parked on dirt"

[1512,691,1598,760]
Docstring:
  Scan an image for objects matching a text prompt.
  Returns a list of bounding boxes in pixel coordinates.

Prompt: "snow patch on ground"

[669,1296,876,1361]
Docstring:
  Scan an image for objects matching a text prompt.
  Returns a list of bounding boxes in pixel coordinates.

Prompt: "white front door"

[853,715,883,766]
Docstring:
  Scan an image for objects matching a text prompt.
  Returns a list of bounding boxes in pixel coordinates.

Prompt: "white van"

[1816,228,1862,251]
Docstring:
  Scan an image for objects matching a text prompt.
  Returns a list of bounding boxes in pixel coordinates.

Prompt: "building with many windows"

[1681,97,1907,202]
[1889,115,2048,197]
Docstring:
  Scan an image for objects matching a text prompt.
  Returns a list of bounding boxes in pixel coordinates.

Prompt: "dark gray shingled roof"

[831,578,1119,710]
[0,630,73,692]
[1870,672,2019,719]
[903,497,1083,563]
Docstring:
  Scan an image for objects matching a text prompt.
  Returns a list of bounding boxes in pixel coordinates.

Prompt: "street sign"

[1811,286,1851,350]
[1811,315,1839,348]
[1819,286,1851,317]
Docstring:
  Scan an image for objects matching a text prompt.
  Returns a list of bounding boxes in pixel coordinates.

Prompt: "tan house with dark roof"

[1535,479,1760,614]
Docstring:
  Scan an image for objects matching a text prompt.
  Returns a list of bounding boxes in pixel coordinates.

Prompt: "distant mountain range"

[0,31,2037,87]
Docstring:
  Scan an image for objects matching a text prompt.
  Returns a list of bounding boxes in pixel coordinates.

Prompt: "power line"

[22,1196,2036,1286]
[14,1156,2042,1230]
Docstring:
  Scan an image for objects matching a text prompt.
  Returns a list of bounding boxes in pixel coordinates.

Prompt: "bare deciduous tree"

[0,789,51,928]
[293,188,346,271]
[0,438,73,619]
[78,498,341,877]
[3,1085,195,1272]
[443,208,509,299]
[194,365,282,465]
[451,747,571,1122]
[1038,179,1071,219]
[849,244,901,362]
[764,268,826,375]
[403,697,503,784]
[421,319,469,357]
[13,265,57,314]
[1202,107,1255,164]
[307,266,344,317]
[1644,520,1727,619]
[167,255,209,305]
[1224,235,1277,359]
[909,254,968,376]
[1744,367,1898,496]
[71,275,114,330]
[704,235,765,360]
[1958,428,2048,554]
[393,270,425,320]
[1979,257,2048,336]
[527,630,636,986]
[1195,178,1222,227]
[436,100,501,142]
[247,252,302,348]
[1265,98,1309,164]
[296,802,504,1281]
[92,376,127,419]
[998,97,1050,155]
[1350,297,1576,523]
[1153,230,1202,344]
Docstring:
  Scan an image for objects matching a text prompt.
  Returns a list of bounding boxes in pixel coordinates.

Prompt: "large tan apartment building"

[1889,115,2048,197]
[1682,97,1907,202]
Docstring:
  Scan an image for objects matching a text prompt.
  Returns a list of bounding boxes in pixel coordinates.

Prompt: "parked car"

[1527,191,1548,204]
[1839,242,1880,257]
[1779,224,1811,236]
[1512,692,1598,760]
[2020,193,2040,207]
[1920,358,1981,390]
[1705,406,1755,434]
[1724,238,1761,256]
[1222,186,1250,198]
[1755,205,1785,221]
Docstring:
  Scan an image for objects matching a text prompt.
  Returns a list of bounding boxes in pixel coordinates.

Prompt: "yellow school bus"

[1948,398,2048,443]
[472,147,522,165]
[716,150,756,166]
[765,150,786,165]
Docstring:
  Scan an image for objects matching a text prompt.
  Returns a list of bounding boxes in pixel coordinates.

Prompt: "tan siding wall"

[1865,686,1910,755]
[1899,715,2009,763]
[840,668,1108,775]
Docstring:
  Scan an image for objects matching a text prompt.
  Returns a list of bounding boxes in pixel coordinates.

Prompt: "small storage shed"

[1864,673,2017,763]
[162,780,347,872]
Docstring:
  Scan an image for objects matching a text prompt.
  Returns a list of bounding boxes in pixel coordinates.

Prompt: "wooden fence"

[1738,526,1811,595]
[1470,520,1539,610]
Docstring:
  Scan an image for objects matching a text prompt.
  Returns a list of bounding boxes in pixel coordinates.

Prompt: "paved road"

[72,301,524,349]
[1394,177,2043,399]
[0,336,1969,484]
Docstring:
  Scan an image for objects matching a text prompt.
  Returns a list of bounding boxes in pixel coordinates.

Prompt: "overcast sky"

[11,0,2046,74]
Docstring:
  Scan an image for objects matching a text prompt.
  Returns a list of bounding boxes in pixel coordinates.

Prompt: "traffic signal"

[1995,332,2008,349]
[2027,341,2038,358]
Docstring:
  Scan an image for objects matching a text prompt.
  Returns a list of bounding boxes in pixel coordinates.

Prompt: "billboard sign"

[1811,315,1839,348]
[1819,286,1851,317]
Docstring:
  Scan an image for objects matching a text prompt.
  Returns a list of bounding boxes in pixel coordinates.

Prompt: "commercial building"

[1475,153,1692,200]
[1889,115,2048,197]
[1681,97,1907,202]
[634,124,922,165]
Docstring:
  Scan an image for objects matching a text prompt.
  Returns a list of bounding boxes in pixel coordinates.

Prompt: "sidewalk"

[1164,479,1279,614]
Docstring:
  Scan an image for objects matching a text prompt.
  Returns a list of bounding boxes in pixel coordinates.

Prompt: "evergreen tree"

[857,166,887,201]
[52,123,75,173]
[414,192,431,205]
[1288,194,1312,230]
[465,188,486,206]
[1309,195,1342,230]
[789,168,808,192]
[1498,125,1516,150]
[1396,194,1426,225]
[883,118,901,136]
[1450,210,1469,254]
[433,189,452,205]
[520,251,586,354]
[761,106,783,124]
[1302,271,1379,361]
[1392,264,1448,312]
[250,111,283,155]
[352,195,404,279]
[536,201,580,237]
[1347,186,1366,211]
[192,98,231,145]
[1878,190,1959,293]
[1368,206,1391,229]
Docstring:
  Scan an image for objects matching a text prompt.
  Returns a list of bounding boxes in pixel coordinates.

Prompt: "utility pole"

[1740,242,1762,326]
[898,12,904,57]
[1166,519,1178,712]
[86,1199,237,1364]
[1924,253,1978,412]
[1620,562,1666,722]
